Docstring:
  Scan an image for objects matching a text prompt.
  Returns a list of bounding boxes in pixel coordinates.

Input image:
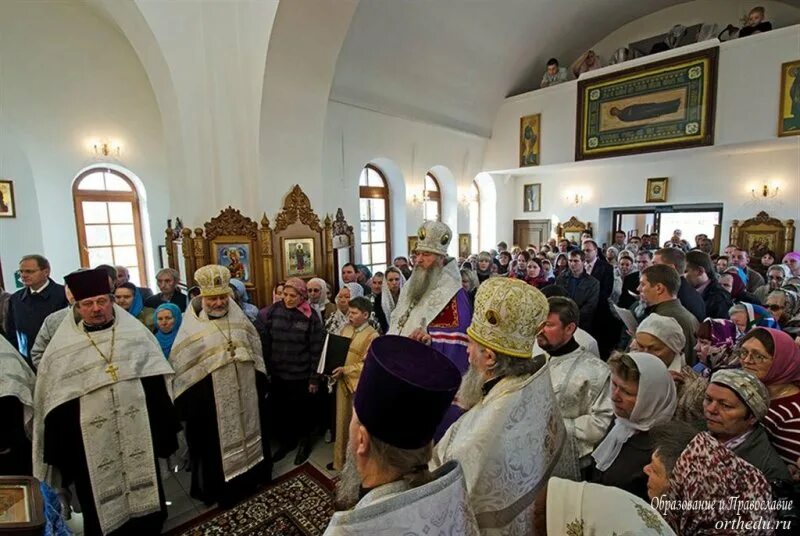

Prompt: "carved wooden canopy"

[730,211,796,263]
[556,216,592,240]
[274,184,322,232]
[204,206,259,240]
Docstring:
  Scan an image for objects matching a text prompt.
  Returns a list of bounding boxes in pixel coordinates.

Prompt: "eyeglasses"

[765,304,784,312]
[734,348,772,364]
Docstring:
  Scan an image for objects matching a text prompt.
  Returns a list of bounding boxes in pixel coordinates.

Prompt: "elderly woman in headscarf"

[229,278,259,321]
[307,277,336,324]
[783,251,800,277]
[589,352,677,501]
[534,477,676,536]
[738,327,800,466]
[728,302,779,339]
[324,282,364,334]
[765,288,800,337]
[255,277,325,464]
[635,314,706,423]
[755,263,792,302]
[646,425,775,535]
[153,303,182,358]
[703,369,791,482]
[720,267,761,305]
[693,318,739,377]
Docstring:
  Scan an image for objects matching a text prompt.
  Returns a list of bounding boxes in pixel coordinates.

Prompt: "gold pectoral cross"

[105,363,119,382]
[227,340,236,357]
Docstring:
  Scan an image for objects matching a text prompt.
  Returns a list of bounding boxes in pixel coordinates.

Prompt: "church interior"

[1,0,800,535]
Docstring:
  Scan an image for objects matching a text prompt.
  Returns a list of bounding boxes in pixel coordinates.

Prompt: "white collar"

[30,279,50,294]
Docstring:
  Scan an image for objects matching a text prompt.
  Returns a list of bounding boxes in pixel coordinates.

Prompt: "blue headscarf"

[119,282,144,317]
[153,303,182,357]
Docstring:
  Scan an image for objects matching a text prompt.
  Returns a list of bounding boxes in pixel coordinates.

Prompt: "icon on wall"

[0,180,16,218]
[646,177,669,203]
[523,183,542,212]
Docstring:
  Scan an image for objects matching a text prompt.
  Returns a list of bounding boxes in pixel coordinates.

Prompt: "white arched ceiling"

[259,0,360,213]
[331,0,800,138]
[85,0,278,222]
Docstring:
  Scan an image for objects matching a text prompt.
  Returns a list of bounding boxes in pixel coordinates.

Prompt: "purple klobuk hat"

[353,335,461,450]
[64,268,112,301]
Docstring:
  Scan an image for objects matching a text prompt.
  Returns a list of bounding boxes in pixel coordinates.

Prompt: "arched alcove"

[474,172,497,251]
[369,157,407,259]
[427,165,458,256]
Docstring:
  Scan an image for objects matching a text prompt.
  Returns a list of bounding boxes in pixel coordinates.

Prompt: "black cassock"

[44,377,179,536]
[0,396,32,476]
[175,370,271,507]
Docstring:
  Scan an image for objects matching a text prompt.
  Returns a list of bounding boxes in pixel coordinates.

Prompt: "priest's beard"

[456,365,486,411]
[204,304,229,318]
[334,442,362,511]
[405,263,443,305]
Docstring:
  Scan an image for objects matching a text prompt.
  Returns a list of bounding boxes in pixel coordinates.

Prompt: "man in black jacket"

[4,254,68,367]
[685,251,734,319]
[653,248,706,322]
[582,240,617,358]
[556,250,599,332]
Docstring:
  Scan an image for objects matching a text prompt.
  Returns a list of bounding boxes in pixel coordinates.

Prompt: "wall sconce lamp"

[751,183,779,199]
[90,140,122,158]
[565,192,584,206]
[410,190,430,206]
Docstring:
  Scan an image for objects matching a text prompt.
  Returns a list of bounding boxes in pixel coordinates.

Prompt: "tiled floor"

[64,439,337,535]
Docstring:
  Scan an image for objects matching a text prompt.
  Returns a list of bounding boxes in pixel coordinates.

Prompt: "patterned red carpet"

[168,463,335,536]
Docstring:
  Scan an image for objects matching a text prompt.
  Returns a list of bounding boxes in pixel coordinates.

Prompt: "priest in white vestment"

[432,277,577,536]
[169,264,270,507]
[33,268,179,536]
[325,335,477,535]
[389,221,473,374]
[537,296,613,470]
[0,336,35,475]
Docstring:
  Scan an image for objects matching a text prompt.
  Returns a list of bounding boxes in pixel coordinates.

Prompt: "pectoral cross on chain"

[105,363,119,382]
[227,340,236,358]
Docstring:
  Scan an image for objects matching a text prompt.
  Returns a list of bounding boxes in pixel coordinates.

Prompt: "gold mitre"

[194,264,232,297]
[415,221,452,256]
[466,277,548,358]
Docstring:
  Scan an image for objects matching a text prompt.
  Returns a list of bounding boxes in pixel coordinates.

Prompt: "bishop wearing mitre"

[169,264,271,507]
[33,268,179,536]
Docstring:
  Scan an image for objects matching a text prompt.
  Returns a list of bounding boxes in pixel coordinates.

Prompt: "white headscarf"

[308,277,330,308]
[344,282,364,299]
[380,268,406,319]
[591,352,677,471]
[547,477,676,535]
[637,314,686,371]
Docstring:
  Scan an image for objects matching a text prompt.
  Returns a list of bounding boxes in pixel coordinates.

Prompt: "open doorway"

[613,204,723,250]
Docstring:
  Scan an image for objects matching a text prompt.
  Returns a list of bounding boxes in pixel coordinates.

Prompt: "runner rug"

[168,463,335,536]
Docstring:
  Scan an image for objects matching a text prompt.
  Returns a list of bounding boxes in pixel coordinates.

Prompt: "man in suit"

[556,250,599,332]
[618,251,652,309]
[582,240,616,358]
[4,254,68,367]
[653,248,706,322]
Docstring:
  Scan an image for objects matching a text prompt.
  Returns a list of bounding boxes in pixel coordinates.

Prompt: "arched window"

[424,172,441,222]
[359,164,391,273]
[469,180,480,251]
[73,168,147,286]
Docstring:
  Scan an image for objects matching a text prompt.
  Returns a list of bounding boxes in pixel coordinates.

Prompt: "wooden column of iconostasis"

[164,185,356,309]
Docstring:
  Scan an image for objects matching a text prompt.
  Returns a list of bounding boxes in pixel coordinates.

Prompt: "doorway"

[513,219,552,249]
[612,205,723,250]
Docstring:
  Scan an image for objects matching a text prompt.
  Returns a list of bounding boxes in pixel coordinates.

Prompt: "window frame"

[358,164,392,273]
[470,179,481,249]
[424,172,442,222]
[72,168,148,284]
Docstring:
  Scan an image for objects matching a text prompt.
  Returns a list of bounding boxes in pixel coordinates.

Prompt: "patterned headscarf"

[758,327,800,386]
[592,353,677,471]
[710,369,769,421]
[659,433,774,535]
[741,303,778,331]
[284,277,312,319]
[343,282,364,299]
[782,251,800,266]
[694,318,739,376]
[546,477,675,536]
[308,277,330,307]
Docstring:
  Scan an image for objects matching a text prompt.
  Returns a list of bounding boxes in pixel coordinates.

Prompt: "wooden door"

[513,220,552,249]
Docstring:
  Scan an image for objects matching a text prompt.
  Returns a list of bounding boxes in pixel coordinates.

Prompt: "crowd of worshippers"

[2,220,800,535]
